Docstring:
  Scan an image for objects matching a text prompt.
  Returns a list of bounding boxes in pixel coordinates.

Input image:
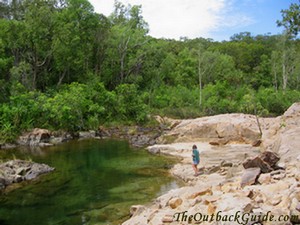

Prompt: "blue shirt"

[192,149,200,162]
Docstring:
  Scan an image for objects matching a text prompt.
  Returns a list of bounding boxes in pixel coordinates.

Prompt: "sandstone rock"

[221,160,233,167]
[258,173,271,184]
[272,172,286,181]
[191,197,202,207]
[252,139,262,147]
[203,196,220,205]
[18,128,51,146]
[161,215,173,223]
[296,203,300,212]
[188,187,212,199]
[168,197,182,209]
[208,165,221,174]
[241,167,261,188]
[243,151,279,173]
[243,203,254,213]
[130,205,145,217]
[207,203,216,214]
[209,138,229,146]
[160,114,262,144]
[261,103,300,163]
[269,196,282,206]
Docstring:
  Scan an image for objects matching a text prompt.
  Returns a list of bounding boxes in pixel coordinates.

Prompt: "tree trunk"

[282,52,287,91]
[198,59,202,108]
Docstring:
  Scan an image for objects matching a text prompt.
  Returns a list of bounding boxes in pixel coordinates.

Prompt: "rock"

[208,165,221,174]
[17,128,51,146]
[207,203,216,214]
[203,196,220,205]
[168,197,183,209]
[13,175,23,183]
[130,134,151,147]
[0,160,54,189]
[16,167,29,176]
[242,151,279,173]
[79,131,96,139]
[260,151,280,168]
[38,143,53,147]
[258,173,271,184]
[159,114,262,144]
[262,103,300,163]
[49,137,64,145]
[270,197,282,206]
[191,197,202,207]
[244,190,255,199]
[188,187,212,199]
[98,126,111,138]
[0,177,6,189]
[272,173,286,180]
[209,138,229,146]
[221,160,233,167]
[252,139,262,147]
[130,205,145,217]
[147,146,160,154]
[24,163,54,180]
[161,215,173,223]
[243,203,254,213]
[241,167,261,188]
[0,143,17,149]
[296,203,300,212]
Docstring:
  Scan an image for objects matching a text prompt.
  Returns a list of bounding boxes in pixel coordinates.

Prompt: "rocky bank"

[123,102,300,225]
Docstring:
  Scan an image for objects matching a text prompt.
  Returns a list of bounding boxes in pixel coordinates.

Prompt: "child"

[192,144,200,176]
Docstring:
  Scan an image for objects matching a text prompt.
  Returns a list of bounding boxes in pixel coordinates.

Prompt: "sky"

[89,0,298,41]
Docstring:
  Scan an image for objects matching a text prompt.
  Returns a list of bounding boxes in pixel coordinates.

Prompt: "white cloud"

[89,0,255,40]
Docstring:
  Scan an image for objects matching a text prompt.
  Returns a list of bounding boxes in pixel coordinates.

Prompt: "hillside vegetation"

[0,0,300,143]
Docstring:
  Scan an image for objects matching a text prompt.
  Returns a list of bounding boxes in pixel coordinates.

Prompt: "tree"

[277,1,300,37]
[52,0,98,86]
[271,34,299,91]
[104,1,149,88]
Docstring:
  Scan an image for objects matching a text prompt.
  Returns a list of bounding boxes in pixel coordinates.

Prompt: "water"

[0,139,181,225]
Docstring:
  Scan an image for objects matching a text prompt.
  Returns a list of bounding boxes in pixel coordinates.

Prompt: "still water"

[0,139,180,225]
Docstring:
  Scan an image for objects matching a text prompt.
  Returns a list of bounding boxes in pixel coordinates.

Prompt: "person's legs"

[192,163,198,175]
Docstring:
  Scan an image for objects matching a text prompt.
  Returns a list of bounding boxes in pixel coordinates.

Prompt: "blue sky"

[89,0,298,41]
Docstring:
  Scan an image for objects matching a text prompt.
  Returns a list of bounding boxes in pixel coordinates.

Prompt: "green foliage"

[0,0,300,143]
[114,84,149,123]
[277,2,300,36]
[257,88,300,115]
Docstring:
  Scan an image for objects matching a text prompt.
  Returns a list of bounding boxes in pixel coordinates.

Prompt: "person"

[192,144,200,176]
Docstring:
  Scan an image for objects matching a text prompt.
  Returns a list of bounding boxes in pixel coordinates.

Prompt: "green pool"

[0,139,180,225]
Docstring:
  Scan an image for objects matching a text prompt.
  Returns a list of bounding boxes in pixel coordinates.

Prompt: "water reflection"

[0,139,181,225]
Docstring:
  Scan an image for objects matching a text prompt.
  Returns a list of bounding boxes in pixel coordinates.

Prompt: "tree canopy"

[0,0,300,143]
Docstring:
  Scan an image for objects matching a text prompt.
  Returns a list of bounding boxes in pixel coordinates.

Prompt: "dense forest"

[0,0,300,143]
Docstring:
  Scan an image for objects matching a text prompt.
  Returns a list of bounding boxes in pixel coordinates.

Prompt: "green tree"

[52,0,98,86]
[104,1,149,88]
[277,1,300,36]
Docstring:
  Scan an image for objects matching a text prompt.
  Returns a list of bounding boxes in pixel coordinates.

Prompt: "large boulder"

[242,151,280,173]
[261,102,300,163]
[158,114,262,145]
[17,128,51,146]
